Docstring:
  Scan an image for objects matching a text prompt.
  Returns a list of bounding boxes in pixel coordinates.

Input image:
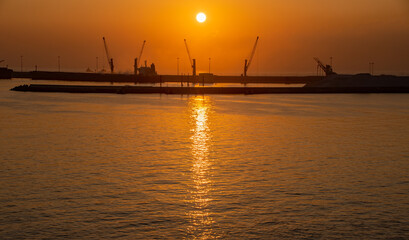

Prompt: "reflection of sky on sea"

[187,96,216,239]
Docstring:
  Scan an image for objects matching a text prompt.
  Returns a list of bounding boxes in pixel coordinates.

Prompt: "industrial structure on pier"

[99,36,263,78]
[103,37,157,76]
[6,35,404,86]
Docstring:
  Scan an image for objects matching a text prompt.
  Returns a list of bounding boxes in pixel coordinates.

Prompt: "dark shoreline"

[10,84,409,94]
[9,70,319,84]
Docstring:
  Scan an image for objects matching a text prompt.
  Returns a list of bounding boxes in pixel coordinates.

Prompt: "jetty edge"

[10,84,409,94]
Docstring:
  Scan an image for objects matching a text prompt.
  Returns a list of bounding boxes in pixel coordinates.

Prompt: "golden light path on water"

[187,96,216,239]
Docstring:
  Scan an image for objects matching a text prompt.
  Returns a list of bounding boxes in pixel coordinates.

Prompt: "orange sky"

[1,0,408,75]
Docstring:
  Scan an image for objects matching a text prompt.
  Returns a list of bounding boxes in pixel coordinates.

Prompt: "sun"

[196,13,206,23]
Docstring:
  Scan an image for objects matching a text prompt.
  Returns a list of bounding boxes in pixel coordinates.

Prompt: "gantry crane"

[134,40,146,74]
[103,37,114,73]
[314,57,336,76]
[184,39,196,76]
[244,36,259,77]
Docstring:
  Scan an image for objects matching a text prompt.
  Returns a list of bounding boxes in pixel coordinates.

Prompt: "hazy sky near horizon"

[1,0,408,75]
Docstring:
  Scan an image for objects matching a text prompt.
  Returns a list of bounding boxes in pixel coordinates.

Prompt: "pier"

[9,70,320,84]
[11,84,409,94]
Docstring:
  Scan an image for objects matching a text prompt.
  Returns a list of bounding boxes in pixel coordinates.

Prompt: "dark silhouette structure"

[314,57,336,76]
[184,39,196,77]
[244,36,259,77]
[103,37,114,73]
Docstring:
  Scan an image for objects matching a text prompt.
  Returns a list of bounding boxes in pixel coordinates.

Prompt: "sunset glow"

[0,1,408,75]
[196,13,207,23]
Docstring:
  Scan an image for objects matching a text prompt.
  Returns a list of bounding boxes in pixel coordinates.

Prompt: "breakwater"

[11,84,409,94]
[11,71,319,84]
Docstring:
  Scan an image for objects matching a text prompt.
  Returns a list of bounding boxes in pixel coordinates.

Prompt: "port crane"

[314,57,336,76]
[244,36,259,77]
[134,40,146,74]
[137,40,146,68]
[103,37,114,73]
[184,39,196,76]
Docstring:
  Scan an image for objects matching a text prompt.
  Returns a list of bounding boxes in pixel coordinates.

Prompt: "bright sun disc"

[196,13,206,23]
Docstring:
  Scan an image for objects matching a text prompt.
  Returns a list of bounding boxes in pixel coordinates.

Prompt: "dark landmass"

[305,74,409,88]
[10,84,409,94]
[6,68,409,94]
[10,70,319,84]
[0,68,13,79]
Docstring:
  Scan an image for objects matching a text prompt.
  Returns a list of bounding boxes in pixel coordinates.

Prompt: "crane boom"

[244,36,259,77]
[184,39,196,76]
[184,39,193,67]
[103,37,114,73]
[313,57,325,71]
[247,36,259,70]
[313,57,335,76]
[102,37,111,66]
[137,40,146,67]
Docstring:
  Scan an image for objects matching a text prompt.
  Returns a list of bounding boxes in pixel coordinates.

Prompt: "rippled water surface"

[1,79,409,239]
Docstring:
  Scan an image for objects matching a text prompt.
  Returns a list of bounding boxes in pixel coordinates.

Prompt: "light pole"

[96,57,99,72]
[58,56,61,72]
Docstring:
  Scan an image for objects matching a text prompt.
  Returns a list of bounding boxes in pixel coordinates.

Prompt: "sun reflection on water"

[187,96,216,239]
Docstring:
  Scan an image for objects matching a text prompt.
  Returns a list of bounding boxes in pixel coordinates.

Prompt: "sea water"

[1,79,408,239]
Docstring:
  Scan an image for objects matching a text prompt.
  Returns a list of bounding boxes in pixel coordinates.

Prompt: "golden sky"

[1,0,408,75]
